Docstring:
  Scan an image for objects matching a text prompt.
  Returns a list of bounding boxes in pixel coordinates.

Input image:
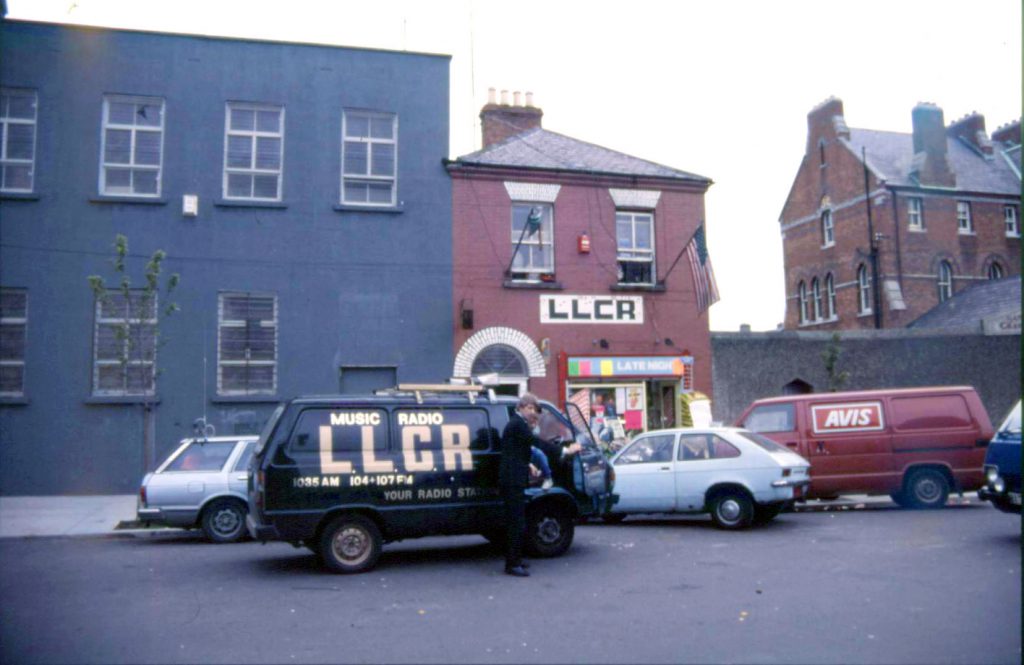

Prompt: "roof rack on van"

[378,383,498,405]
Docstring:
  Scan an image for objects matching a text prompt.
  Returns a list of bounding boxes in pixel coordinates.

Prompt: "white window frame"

[811,277,822,321]
[340,110,397,206]
[907,197,924,231]
[92,290,157,396]
[509,202,555,279]
[797,281,808,324]
[223,103,284,201]
[825,273,836,320]
[857,264,872,314]
[616,211,656,285]
[0,88,37,193]
[956,201,973,234]
[1005,205,1020,237]
[99,95,165,197]
[217,292,278,396]
[937,261,953,302]
[0,288,28,397]
[821,210,834,247]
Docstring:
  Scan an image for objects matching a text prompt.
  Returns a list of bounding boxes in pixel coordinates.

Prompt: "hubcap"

[915,478,940,502]
[332,526,371,565]
[213,508,241,536]
[718,499,741,522]
[536,516,562,544]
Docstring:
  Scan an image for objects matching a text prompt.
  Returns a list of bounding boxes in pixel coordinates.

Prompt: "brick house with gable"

[780,98,1020,330]
[446,90,714,438]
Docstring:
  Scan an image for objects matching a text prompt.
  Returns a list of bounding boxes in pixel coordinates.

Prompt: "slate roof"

[454,127,711,183]
[844,128,1021,194]
[907,276,1021,329]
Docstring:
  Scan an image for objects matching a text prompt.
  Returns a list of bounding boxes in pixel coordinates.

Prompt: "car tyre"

[710,492,754,530]
[320,515,383,574]
[601,513,627,524]
[752,503,782,525]
[201,499,247,543]
[525,507,574,558]
[904,469,950,509]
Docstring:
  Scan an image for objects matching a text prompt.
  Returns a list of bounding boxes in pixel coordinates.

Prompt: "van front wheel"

[526,508,574,558]
[320,515,382,574]
[905,469,950,509]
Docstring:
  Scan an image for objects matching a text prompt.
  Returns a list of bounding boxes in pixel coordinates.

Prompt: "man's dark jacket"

[499,413,564,491]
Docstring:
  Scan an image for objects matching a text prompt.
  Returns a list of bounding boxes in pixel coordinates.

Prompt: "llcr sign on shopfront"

[540,295,644,324]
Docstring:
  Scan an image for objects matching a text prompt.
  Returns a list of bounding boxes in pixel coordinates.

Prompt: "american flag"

[567,388,591,431]
[685,223,720,313]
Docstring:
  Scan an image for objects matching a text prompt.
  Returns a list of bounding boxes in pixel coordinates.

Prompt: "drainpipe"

[862,147,882,329]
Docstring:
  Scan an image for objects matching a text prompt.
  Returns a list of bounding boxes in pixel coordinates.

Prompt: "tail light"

[139,485,147,507]
[782,468,792,478]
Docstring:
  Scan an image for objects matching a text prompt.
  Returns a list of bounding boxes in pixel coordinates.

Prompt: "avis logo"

[811,402,884,433]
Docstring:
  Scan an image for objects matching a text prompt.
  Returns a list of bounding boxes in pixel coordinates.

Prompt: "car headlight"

[985,465,999,484]
[993,477,1006,493]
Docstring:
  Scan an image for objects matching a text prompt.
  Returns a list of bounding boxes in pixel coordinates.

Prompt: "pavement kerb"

[0,492,984,539]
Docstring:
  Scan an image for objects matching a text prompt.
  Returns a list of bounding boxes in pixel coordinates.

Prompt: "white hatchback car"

[605,427,810,529]
[137,436,257,542]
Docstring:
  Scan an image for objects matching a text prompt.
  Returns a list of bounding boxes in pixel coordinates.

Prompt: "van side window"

[891,395,971,430]
[278,408,389,466]
[392,407,494,451]
[744,404,796,433]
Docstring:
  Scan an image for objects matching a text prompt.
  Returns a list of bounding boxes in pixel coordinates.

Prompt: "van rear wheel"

[905,469,950,509]
[320,515,382,574]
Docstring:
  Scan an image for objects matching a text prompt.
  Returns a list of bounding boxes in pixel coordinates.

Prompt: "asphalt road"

[1,503,1019,664]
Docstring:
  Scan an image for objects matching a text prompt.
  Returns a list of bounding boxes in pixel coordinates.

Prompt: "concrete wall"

[711,328,1021,426]
[0,21,452,494]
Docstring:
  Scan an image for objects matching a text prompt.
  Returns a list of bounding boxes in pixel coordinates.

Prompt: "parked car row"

[137,387,1019,558]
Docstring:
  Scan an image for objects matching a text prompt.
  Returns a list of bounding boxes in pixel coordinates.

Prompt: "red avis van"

[735,387,994,508]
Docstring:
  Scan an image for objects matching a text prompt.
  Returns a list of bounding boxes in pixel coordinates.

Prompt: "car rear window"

[743,403,796,433]
[165,441,236,472]
[737,431,792,454]
[890,395,971,430]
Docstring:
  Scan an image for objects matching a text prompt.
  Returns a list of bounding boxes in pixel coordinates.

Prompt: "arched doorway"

[453,327,546,395]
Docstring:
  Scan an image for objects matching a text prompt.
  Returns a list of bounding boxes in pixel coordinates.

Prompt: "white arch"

[453,327,546,378]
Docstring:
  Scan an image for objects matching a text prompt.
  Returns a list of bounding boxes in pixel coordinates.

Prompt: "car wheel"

[201,499,247,543]
[710,492,753,530]
[525,507,574,558]
[752,503,782,525]
[601,513,627,524]
[904,469,950,509]
[319,515,382,574]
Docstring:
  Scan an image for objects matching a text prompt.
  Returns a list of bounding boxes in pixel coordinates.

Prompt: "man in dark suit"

[499,392,581,577]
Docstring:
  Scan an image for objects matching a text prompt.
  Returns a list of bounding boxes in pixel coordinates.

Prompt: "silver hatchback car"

[137,436,257,543]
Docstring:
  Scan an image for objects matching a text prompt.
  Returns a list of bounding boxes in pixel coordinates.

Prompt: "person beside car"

[499,392,581,577]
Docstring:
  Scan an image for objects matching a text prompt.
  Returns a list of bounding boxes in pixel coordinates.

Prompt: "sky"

[7,0,1021,331]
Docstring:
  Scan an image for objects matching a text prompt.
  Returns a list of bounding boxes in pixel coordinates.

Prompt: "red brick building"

[780,98,1020,330]
[446,91,714,438]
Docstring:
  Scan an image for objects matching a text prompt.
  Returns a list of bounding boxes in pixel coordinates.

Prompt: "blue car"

[978,400,1021,514]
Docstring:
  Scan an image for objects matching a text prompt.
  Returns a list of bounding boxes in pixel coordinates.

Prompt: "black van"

[247,385,616,573]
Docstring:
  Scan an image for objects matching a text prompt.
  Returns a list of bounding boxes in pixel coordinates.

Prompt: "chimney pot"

[500,89,509,105]
[487,87,496,104]
[479,90,544,148]
[513,91,522,106]
[526,91,534,107]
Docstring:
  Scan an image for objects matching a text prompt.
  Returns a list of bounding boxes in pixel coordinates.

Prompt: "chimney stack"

[947,112,993,156]
[480,89,543,148]
[805,97,849,155]
[992,119,1021,146]
[910,103,956,187]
